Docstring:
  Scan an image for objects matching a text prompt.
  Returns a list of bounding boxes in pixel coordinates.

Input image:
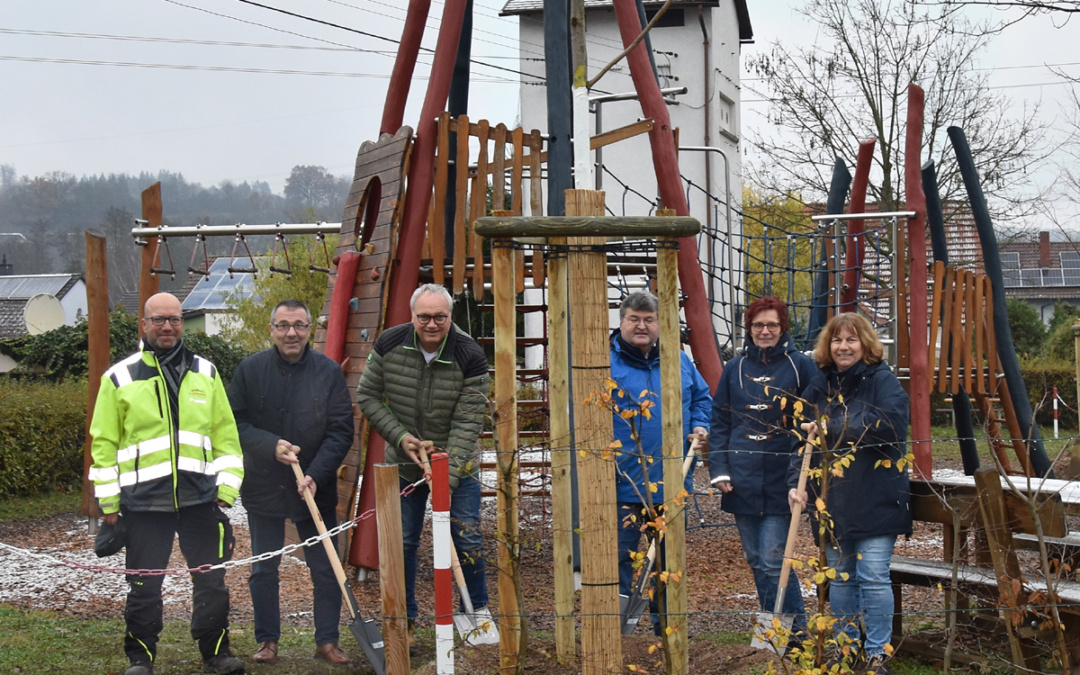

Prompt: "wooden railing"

[428,113,546,299]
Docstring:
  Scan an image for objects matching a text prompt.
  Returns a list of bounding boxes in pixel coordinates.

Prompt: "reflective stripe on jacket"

[88,342,243,514]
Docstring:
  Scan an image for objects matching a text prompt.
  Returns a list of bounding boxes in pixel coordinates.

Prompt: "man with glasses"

[88,292,245,675]
[226,299,354,665]
[610,290,711,635]
[356,283,491,649]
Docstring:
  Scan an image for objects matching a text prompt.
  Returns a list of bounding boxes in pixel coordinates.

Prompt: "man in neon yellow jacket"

[89,292,245,675]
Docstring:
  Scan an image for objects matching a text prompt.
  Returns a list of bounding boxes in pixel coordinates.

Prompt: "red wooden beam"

[841,139,875,313]
[610,0,722,390]
[905,84,932,479]
[380,0,432,135]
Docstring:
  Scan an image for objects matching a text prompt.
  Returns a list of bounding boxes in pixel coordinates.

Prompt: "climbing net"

[599,162,900,356]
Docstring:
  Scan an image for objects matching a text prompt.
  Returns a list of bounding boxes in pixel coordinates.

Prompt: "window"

[645,8,684,27]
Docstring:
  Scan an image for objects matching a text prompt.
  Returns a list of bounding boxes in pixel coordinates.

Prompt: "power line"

[0,54,509,81]
[319,0,553,63]
[742,59,1080,83]
[741,75,1078,104]
[0,27,392,55]
[0,26,529,61]
[231,0,543,82]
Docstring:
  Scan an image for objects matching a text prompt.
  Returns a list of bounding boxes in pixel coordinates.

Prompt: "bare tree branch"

[746,0,1051,224]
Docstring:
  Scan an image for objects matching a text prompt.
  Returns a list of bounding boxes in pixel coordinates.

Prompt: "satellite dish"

[24,293,66,335]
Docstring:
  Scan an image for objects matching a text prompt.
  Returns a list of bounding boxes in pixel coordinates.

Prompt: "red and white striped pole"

[1054,386,1060,439]
[431,451,455,674]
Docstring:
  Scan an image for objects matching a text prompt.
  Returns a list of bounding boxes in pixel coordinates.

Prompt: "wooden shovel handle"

[291,460,356,620]
[775,431,817,612]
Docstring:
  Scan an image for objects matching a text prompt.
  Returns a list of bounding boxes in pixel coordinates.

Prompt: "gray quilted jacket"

[356,322,489,491]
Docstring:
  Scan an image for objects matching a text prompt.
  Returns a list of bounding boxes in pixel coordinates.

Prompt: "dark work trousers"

[247,507,342,647]
[123,502,232,664]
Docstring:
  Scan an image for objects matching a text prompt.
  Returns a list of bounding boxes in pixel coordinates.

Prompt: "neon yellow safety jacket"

[88,342,244,514]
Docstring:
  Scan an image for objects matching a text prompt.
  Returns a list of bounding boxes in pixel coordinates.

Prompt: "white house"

[0,273,88,372]
[501,0,753,352]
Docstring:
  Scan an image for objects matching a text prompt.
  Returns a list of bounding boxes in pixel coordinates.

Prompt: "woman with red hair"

[709,296,820,643]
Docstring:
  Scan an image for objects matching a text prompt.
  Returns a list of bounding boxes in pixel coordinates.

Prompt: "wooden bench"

[1013,531,1080,571]
[890,469,1080,672]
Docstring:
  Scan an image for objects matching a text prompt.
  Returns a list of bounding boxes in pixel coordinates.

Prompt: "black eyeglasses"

[272,322,311,332]
[146,316,183,326]
[415,314,450,325]
[750,322,781,333]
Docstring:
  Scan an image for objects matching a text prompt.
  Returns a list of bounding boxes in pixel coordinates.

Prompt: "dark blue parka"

[228,344,354,521]
[610,333,712,505]
[709,333,820,516]
[790,359,913,542]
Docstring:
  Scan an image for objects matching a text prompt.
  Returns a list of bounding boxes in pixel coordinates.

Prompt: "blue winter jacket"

[610,333,712,505]
[789,359,913,542]
[709,332,821,516]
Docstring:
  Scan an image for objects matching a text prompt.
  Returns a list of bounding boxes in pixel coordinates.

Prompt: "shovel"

[417,444,500,645]
[751,431,817,654]
[292,461,386,675]
[449,540,501,645]
[619,436,701,635]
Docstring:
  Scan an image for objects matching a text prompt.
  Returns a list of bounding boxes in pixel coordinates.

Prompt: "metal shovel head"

[453,606,501,645]
[750,611,794,654]
[619,592,650,636]
[348,615,386,675]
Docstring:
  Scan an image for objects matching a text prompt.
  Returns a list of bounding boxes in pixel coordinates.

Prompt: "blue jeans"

[248,509,342,647]
[825,535,896,656]
[617,502,663,635]
[400,474,487,619]
[734,513,807,633]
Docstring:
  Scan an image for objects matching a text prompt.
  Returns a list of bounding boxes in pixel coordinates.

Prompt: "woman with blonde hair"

[788,312,910,675]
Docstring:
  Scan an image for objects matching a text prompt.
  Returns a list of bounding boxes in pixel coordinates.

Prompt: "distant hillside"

[0,165,348,303]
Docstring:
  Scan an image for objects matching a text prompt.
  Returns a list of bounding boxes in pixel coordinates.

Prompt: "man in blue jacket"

[227,299,354,666]
[610,290,711,634]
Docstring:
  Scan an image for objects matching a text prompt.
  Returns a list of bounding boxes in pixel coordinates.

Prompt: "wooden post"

[904,84,932,480]
[82,229,110,519]
[657,239,688,674]
[374,463,409,675]
[565,189,621,675]
[138,182,162,337]
[492,234,522,672]
[547,235,576,662]
[474,210,703,675]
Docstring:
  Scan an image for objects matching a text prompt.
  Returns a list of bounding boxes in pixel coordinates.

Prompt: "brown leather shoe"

[314,643,349,665]
[253,641,278,664]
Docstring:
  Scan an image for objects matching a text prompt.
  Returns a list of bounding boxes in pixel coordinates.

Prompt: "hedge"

[0,311,251,386]
[928,360,1078,430]
[0,379,87,499]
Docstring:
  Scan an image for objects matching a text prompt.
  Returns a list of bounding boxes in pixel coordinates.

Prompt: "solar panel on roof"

[180,257,260,311]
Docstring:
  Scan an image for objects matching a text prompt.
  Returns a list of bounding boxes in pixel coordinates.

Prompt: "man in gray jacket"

[356,284,490,646]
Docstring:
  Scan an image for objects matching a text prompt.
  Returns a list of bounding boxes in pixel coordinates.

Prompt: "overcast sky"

[2,0,1078,226]
[1,0,524,192]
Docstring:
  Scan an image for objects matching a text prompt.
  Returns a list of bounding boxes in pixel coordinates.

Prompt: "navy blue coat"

[791,359,912,542]
[610,333,712,505]
[709,333,821,516]
[228,345,354,521]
